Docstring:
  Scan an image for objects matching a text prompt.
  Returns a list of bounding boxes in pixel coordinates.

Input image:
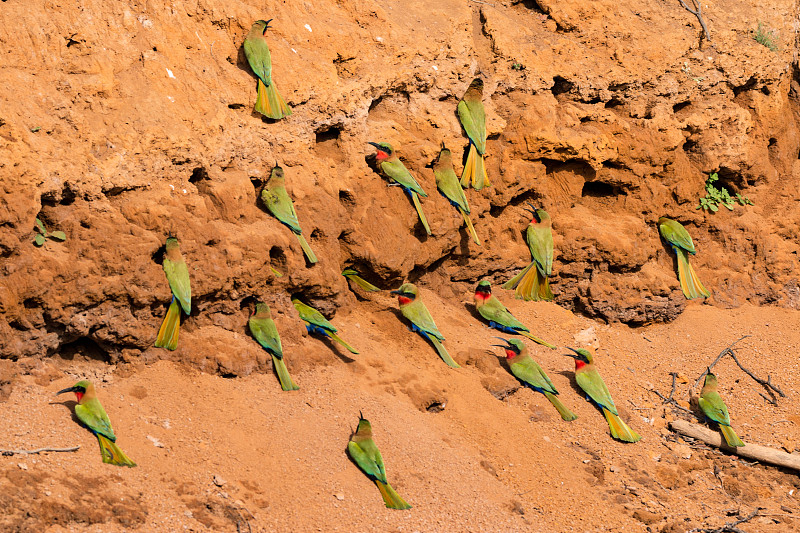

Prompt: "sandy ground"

[2,291,800,532]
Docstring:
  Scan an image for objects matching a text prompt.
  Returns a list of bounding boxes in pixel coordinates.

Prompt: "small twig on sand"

[1,446,80,456]
[644,372,698,418]
[676,0,712,43]
[687,507,762,533]
[696,336,785,402]
[469,0,495,5]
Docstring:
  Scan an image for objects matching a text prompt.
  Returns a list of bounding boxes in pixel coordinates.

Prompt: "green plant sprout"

[33,218,66,246]
[754,22,778,52]
[697,173,753,212]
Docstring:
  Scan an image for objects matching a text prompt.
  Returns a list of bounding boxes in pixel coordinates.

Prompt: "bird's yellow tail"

[345,274,380,292]
[460,144,489,190]
[602,408,641,443]
[155,298,181,351]
[375,480,412,510]
[503,261,538,301]
[272,354,299,391]
[430,337,460,368]
[96,434,136,467]
[719,424,745,447]
[518,330,556,349]
[255,78,292,120]
[543,392,578,421]
[295,233,318,264]
[536,269,554,301]
[676,248,709,299]
[410,191,432,235]
[460,209,481,246]
[329,332,359,354]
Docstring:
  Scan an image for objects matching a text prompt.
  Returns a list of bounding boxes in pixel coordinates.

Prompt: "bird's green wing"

[434,164,469,213]
[293,300,336,332]
[348,440,387,483]
[526,224,553,276]
[511,358,557,394]
[699,393,731,425]
[262,187,302,234]
[75,399,116,441]
[404,300,444,340]
[243,36,272,86]
[380,159,426,196]
[163,258,191,314]
[479,298,528,331]
[457,99,486,154]
[659,219,696,254]
[576,369,618,415]
[248,316,283,358]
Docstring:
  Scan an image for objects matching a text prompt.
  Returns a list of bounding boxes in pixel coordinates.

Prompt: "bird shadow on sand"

[311,334,356,364]
[50,399,82,426]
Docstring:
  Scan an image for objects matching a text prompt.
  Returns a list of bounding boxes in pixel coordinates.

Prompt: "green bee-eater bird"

[292,298,358,354]
[503,205,554,301]
[342,268,380,292]
[493,338,577,421]
[390,283,459,368]
[347,413,412,510]
[658,217,710,300]
[458,78,489,190]
[243,19,292,120]
[368,142,431,236]
[699,371,744,447]
[155,236,191,351]
[56,380,136,467]
[261,165,318,264]
[433,144,480,245]
[473,281,555,349]
[566,348,641,443]
[249,302,298,391]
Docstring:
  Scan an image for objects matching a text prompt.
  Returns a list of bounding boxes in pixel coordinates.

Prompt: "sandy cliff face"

[1,0,799,364]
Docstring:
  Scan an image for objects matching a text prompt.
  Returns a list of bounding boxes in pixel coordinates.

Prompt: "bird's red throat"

[397,296,412,306]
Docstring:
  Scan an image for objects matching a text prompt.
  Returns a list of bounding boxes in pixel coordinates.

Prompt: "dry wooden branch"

[670,420,800,471]
[676,0,711,42]
[688,507,761,533]
[0,446,80,456]
[695,335,785,401]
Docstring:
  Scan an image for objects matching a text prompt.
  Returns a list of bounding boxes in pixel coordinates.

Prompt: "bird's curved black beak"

[564,347,580,358]
[367,142,382,150]
[56,386,79,396]
[390,289,402,296]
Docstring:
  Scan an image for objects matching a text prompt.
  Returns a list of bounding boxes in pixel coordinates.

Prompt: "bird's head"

[56,380,92,403]
[254,19,272,34]
[390,283,417,305]
[474,280,492,300]
[565,347,593,368]
[368,142,394,161]
[491,337,524,359]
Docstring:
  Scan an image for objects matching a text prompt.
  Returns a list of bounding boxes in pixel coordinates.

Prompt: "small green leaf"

[35,218,46,234]
[34,234,46,246]
[709,203,718,212]
[50,230,66,241]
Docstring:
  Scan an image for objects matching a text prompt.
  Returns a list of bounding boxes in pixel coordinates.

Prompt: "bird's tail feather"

[295,233,318,264]
[503,261,539,301]
[518,330,556,349]
[602,408,641,443]
[675,247,709,299]
[329,332,359,354]
[720,424,745,447]
[97,434,136,467]
[536,269,554,301]
[460,209,481,245]
[461,144,489,190]
[410,192,432,235]
[346,274,380,292]
[155,298,181,351]
[255,78,292,120]
[543,392,578,421]
[429,337,460,368]
[272,354,299,391]
[375,480,412,510]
